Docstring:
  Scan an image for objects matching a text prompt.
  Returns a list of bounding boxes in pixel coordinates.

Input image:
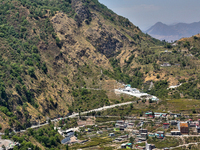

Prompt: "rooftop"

[163,123,169,125]
[180,123,188,127]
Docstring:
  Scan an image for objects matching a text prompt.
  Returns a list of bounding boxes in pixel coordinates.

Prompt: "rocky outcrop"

[87,31,123,58]
[72,0,92,25]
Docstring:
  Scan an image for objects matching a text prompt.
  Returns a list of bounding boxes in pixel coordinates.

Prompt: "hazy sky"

[98,0,200,31]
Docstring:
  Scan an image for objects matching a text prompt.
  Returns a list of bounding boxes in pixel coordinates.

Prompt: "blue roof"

[61,137,70,144]
[145,112,152,115]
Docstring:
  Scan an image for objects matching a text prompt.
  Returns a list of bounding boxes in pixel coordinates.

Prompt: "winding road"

[28,101,136,129]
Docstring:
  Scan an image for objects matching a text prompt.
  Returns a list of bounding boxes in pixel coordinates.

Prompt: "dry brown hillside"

[1,0,199,131]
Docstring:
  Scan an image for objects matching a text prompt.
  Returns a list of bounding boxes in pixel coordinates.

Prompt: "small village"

[53,110,200,150]
[1,84,200,149]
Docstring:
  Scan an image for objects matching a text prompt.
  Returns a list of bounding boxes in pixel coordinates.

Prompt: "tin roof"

[180,123,188,127]
[163,123,169,125]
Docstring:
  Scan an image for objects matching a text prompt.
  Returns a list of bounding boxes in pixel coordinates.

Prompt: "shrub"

[15,84,21,94]
[28,67,35,77]
[156,74,160,79]
[32,45,38,53]
[41,62,47,74]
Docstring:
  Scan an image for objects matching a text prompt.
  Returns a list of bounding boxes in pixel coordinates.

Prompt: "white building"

[115,86,149,98]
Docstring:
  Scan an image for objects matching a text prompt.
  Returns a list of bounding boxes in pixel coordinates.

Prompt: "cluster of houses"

[109,120,134,143]
[55,113,200,149]
[115,120,134,130]
[133,129,165,141]
[111,120,166,149]
[145,111,181,119]
[145,111,200,135]
[55,127,79,144]
[110,116,200,149]
[170,119,200,135]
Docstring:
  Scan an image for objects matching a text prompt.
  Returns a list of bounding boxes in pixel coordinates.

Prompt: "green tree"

[156,74,160,79]
[129,137,134,144]
[130,103,133,109]
[66,144,69,150]
[28,67,35,77]
[153,63,160,71]
[41,62,47,74]
[4,129,9,136]
[121,96,124,101]
[2,145,5,150]
[15,84,21,94]
[32,45,38,53]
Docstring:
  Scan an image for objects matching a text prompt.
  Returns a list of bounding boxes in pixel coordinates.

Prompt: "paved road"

[68,101,136,118]
[10,100,136,132]
[0,100,146,134]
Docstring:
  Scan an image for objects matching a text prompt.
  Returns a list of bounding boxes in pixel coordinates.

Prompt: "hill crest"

[146,21,200,41]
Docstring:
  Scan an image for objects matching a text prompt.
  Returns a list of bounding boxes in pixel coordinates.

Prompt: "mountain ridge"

[146,21,200,41]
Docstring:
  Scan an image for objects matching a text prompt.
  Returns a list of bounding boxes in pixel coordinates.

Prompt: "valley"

[0,0,200,149]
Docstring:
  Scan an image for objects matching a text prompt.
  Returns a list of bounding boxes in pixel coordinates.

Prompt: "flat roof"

[171,131,181,132]
[157,131,164,133]
[180,123,188,127]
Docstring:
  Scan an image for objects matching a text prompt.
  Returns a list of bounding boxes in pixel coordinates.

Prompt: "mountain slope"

[146,21,200,41]
[0,0,164,130]
[1,0,200,132]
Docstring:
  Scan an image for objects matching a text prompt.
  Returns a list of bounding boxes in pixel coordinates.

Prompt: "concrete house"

[170,113,181,118]
[171,130,181,135]
[163,123,170,129]
[63,129,74,137]
[146,142,155,150]
[116,120,125,124]
[108,133,115,137]
[178,122,189,135]
[156,131,165,139]
[133,130,139,135]
[170,120,178,126]
[197,127,200,133]
[140,133,148,141]
[139,129,148,134]
[121,143,132,149]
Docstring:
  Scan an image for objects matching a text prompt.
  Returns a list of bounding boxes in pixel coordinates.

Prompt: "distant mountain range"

[146,21,200,42]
